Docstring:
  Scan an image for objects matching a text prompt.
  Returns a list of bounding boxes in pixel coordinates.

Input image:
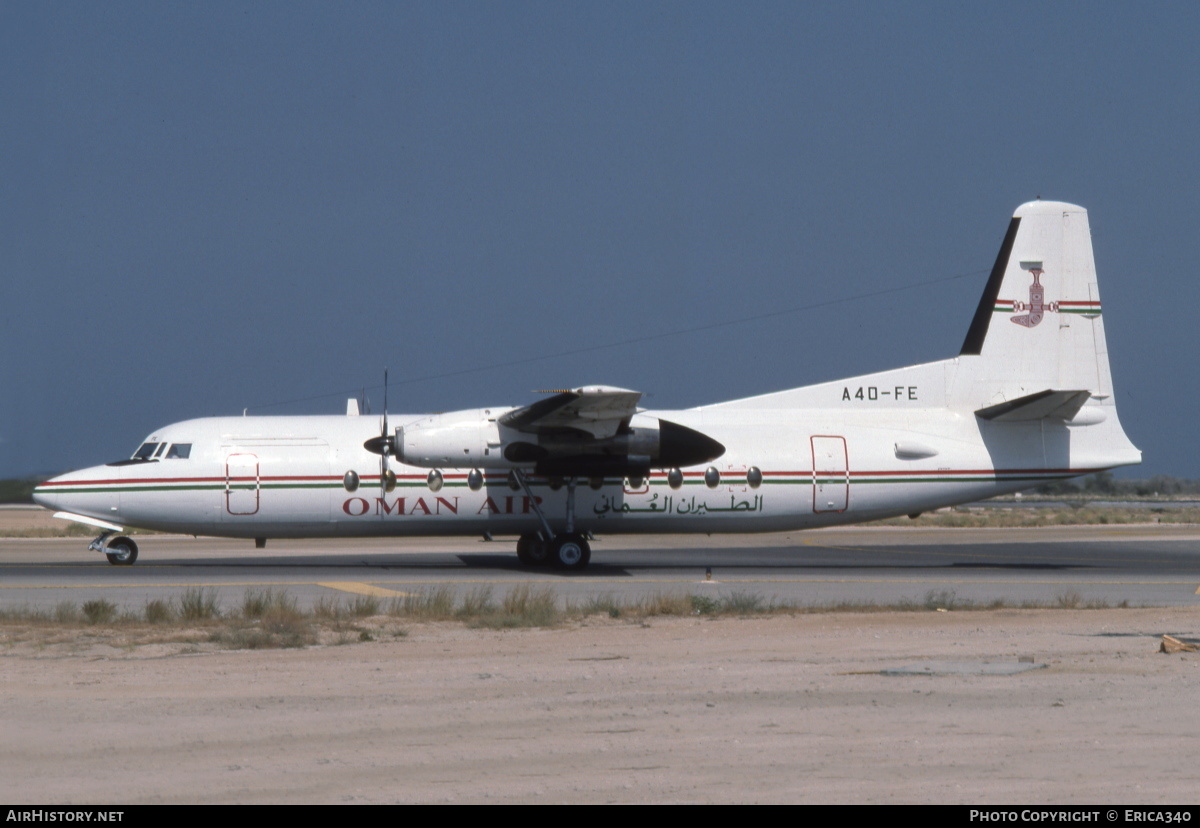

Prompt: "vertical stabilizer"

[955,201,1139,472]
[958,201,1112,402]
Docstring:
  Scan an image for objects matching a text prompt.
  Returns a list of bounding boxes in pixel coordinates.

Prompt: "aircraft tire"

[516,534,549,566]
[105,536,139,566]
[551,534,590,570]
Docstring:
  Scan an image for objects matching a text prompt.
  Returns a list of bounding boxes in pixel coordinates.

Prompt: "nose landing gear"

[89,531,139,566]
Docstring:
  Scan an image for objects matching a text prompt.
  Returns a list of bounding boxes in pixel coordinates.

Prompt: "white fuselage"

[32,391,1120,541]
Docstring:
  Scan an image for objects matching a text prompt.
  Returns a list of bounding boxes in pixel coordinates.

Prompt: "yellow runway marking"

[317,581,411,597]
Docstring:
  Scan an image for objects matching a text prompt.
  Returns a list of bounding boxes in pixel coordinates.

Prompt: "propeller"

[362,370,397,493]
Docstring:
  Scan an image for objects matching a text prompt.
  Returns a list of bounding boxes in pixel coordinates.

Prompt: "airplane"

[32,200,1141,570]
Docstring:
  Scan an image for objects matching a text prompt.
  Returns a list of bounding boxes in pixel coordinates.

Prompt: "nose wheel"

[103,536,139,566]
[88,531,139,566]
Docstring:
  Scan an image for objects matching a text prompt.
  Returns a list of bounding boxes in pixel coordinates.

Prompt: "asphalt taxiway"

[2,524,1199,611]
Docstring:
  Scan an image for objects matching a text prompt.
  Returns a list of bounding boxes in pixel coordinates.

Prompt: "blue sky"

[3,2,1197,479]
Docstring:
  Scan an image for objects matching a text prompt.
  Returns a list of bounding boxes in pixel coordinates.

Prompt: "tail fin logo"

[1009,261,1058,328]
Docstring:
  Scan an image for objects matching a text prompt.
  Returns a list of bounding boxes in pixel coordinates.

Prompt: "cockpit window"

[133,442,161,460]
[165,443,192,459]
[153,442,168,458]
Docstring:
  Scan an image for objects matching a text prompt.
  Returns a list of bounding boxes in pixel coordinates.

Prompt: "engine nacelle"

[395,409,503,469]
[392,410,724,475]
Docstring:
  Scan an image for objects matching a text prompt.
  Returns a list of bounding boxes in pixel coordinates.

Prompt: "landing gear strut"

[511,471,593,571]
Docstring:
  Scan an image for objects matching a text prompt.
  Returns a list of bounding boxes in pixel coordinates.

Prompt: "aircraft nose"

[31,476,62,510]
[31,466,121,522]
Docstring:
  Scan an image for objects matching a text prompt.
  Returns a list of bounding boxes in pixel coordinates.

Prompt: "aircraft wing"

[393,384,722,475]
[499,386,643,439]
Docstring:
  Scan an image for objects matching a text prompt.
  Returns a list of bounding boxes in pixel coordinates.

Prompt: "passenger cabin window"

[166,443,192,459]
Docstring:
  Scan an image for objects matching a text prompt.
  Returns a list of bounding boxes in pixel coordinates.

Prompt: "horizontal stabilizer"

[974,389,1091,422]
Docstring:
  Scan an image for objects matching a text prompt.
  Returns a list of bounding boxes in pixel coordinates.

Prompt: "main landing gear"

[516,531,591,570]
[89,531,139,566]
[510,471,592,571]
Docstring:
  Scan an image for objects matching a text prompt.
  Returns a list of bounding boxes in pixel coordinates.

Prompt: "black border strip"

[960,216,1021,355]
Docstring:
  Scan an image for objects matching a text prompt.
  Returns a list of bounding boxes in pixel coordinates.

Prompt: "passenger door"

[811,436,848,513]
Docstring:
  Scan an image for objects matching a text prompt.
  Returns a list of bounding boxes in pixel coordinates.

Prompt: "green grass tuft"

[498,584,559,627]
[179,587,220,621]
[637,592,693,617]
[241,589,297,619]
[724,591,770,614]
[348,595,381,617]
[924,589,959,611]
[54,601,80,623]
[391,586,456,619]
[143,599,175,624]
[313,595,344,619]
[577,593,623,618]
[82,599,118,625]
[457,586,496,618]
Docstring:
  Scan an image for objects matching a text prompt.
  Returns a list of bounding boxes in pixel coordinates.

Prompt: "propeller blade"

[379,369,394,493]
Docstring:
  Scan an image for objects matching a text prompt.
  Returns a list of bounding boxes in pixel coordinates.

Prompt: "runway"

[3,524,1199,611]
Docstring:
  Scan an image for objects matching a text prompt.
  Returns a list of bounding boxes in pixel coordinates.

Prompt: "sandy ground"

[4,607,1200,804]
[0,505,60,530]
